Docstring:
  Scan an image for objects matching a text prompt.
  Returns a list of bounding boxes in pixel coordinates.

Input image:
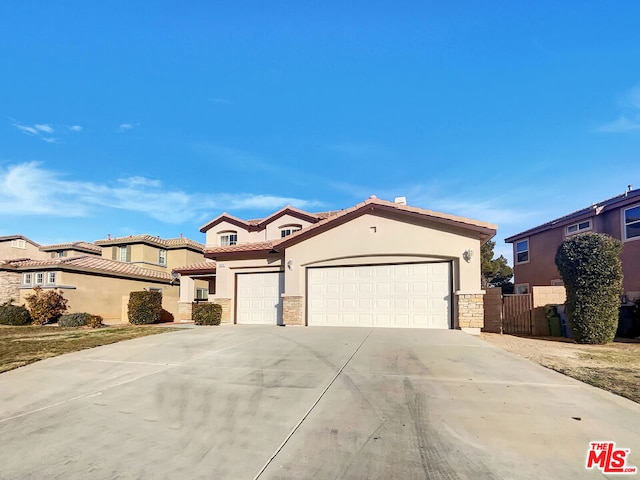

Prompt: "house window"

[515,283,530,294]
[623,204,640,241]
[566,219,591,235]
[119,246,128,262]
[57,251,67,258]
[47,272,57,284]
[280,224,302,238]
[148,287,162,293]
[515,239,529,264]
[22,273,32,285]
[158,249,167,266]
[35,273,44,285]
[219,232,237,246]
[11,239,26,249]
[195,288,208,300]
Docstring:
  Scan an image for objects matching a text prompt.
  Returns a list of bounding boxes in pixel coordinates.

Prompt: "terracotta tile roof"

[0,256,172,281]
[204,241,275,255]
[172,261,217,274]
[95,234,203,251]
[40,241,101,254]
[505,187,640,242]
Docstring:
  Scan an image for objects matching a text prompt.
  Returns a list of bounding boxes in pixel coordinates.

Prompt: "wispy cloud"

[119,123,135,132]
[596,116,640,133]
[0,162,320,224]
[597,84,640,133]
[11,120,81,142]
[34,124,54,134]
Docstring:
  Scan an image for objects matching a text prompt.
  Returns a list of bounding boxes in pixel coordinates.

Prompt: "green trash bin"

[545,305,563,337]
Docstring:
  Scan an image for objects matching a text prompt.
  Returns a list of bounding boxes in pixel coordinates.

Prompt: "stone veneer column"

[214,298,232,323]
[0,271,21,304]
[282,296,303,325]
[456,291,485,334]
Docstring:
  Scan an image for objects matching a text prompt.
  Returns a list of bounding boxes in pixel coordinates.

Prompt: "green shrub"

[128,291,162,325]
[59,312,92,327]
[555,232,623,344]
[86,315,104,329]
[0,300,32,325]
[24,286,69,325]
[193,303,222,326]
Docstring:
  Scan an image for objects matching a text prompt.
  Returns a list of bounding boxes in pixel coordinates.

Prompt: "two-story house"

[505,186,640,302]
[1,234,205,323]
[174,196,497,332]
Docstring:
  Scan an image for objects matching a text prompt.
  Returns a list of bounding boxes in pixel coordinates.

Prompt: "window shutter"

[51,252,56,259]
[126,245,131,262]
[112,247,117,260]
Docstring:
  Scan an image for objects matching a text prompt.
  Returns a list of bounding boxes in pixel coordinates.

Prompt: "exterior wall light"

[463,248,474,263]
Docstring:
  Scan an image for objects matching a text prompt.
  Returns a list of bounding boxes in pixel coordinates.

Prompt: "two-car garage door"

[307,262,451,328]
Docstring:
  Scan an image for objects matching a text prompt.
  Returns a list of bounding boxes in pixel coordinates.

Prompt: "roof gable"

[199,213,253,233]
[94,234,204,252]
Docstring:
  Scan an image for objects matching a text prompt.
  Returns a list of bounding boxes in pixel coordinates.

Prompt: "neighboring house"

[175,196,497,332]
[505,186,640,301]
[0,235,48,261]
[0,235,205,323]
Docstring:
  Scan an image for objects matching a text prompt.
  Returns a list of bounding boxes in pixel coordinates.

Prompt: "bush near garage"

[128,291,162,325]
[193,303,222,326]
[24,286,69,326]
[555,232,623,344]
[0,299,32,325]
[58,313,104,328]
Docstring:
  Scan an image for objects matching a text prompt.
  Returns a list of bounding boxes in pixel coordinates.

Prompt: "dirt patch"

[480,333,640,404]
[0,325,178,374]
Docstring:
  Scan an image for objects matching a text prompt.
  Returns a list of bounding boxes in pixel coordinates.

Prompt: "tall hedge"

[128,291,162,325]
[555,233,623,344]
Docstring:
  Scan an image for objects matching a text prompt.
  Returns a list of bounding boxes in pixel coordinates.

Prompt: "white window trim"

[195,287,209,300]
[218,231,238,246]
[46,272,57,285]
[22,273,32,285]
[280,227,301,238]
[565,219,592,236]
[514,283,530,294]
[118,246,128,262]
[514,238,530,265]
[158,249,167,266]
[35,272,44,285]
[11,239,26,249]
[622,203,640,242]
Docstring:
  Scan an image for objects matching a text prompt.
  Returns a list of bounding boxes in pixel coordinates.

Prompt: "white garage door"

[308,262,451,328]
[236,272,284,324]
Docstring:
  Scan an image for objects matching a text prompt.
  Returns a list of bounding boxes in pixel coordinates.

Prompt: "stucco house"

[0,235,48,261]
[1,234,205,323]
[505,186,640,302]
[175,196,497,332]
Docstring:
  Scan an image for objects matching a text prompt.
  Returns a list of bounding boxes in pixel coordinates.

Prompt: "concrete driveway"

[0,326,638,480]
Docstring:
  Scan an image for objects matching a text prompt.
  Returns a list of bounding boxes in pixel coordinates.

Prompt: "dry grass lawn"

[0,325,177,374]
[481,333,640,404]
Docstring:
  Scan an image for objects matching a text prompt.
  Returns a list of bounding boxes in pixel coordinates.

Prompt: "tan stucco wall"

[17,272,178,324]
[205,221,255,246]
[0,240,46,260]
[265,214,314,240]
[285,212,482,297]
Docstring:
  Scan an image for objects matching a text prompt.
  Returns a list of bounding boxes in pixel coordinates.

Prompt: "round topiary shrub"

[555,232,623,344]
[0,300,32,325]
[58,312,92,327]
[193,303,222,326]
[128,291,162,325]
[86,315,104,329]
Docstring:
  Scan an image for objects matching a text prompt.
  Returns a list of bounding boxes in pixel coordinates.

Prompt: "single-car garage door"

[236,272,284,324]
[307,262,451,328]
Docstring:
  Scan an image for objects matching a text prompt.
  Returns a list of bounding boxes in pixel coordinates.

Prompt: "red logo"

[586,442,637,474]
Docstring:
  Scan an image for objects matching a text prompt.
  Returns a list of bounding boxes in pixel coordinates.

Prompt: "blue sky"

[1,1,639,262]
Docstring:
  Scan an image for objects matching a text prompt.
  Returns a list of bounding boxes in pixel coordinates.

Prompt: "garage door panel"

[308,263,450,329]
[236,272,284,325]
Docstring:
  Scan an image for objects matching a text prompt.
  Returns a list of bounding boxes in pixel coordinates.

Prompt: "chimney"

[629,184,633,192]
[107,233,111,240]
[180,233,183,239]
[394,196,407,205]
